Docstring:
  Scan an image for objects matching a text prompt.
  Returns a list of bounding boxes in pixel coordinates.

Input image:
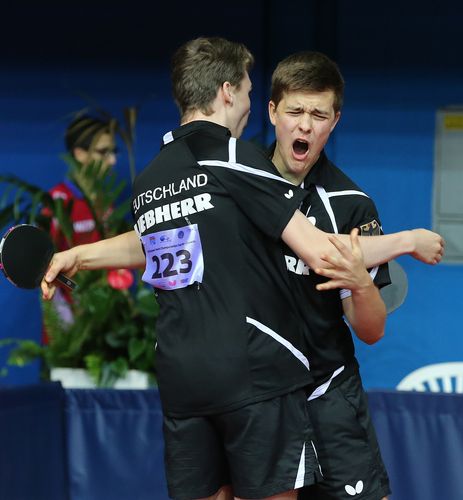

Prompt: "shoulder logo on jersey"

[359,220,380,236]
[284,189,294,199]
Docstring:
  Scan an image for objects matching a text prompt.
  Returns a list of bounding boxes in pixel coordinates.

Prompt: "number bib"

[140,224,204,290]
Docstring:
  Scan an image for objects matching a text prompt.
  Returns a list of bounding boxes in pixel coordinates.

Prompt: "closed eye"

[313,114,328,120]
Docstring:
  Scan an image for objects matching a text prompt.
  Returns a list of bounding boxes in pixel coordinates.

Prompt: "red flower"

[107,269,134,290]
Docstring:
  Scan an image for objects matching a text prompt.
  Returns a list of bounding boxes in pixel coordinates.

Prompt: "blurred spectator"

[45,115,118,250]
[41,115,118,337]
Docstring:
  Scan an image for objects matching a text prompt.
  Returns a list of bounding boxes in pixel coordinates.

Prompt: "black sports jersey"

[269,147,391,391]
[132,122,312,417]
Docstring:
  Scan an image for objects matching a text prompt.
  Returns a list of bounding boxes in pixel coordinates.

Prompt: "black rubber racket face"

[0,224,55,289]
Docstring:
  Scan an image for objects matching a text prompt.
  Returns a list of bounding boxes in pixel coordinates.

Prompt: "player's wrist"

[72,244,91,271]
[350,272,374,294]
[399,230,415,255]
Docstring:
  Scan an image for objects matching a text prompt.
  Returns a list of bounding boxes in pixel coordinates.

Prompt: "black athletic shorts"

[299,372,391,500]
[163,388,322,499]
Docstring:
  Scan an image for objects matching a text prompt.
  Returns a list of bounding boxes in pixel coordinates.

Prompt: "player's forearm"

[344,231,414,268]
[282,211,413,269]
[76,230,145,270]
[283,210,443,270]
[42,231,145,300]
[343,285,387,345]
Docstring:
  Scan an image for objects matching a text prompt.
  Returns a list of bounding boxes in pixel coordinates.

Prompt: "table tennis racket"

[0,224,76,290]
[380,259,408,313]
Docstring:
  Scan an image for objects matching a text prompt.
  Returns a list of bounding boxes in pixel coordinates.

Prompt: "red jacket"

[45,180,101,250]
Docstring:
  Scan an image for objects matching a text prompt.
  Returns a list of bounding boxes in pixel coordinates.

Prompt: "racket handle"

[55,273,77,291]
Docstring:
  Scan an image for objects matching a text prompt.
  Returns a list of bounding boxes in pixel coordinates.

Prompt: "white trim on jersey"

[316,185,339,233]
[163,131,174,144]
[308,365,345,401]
[228,137,237,163]
[198,159,294,184]
[246,316,310,371]
[198,138,294,185]
[294,442,306,489]
[327,189,370,199]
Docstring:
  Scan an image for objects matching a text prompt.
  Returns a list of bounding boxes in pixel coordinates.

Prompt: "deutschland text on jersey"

[132,122,312,417]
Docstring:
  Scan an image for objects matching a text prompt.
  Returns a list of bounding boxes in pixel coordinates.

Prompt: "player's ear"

[330,111,341,132]
[221,81,234,105]
[268,101,277,125]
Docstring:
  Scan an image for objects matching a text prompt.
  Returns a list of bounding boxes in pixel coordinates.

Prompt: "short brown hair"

[270,51,344,113]
[171,37,254,118]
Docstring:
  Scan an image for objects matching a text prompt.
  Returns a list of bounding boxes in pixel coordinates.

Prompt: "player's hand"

[410,229,445,264]
[315,228,374,292]
[41,249,80,300]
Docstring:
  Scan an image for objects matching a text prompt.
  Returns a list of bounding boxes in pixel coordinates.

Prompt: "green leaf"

[128,338,146,362]
[7,341,44,367]
[52,198,74,246]
[111,357,129,375]
[13,186,27,220]
[28,190,45,224]
[0,204,17,228]
[0,184,16,209]
[0,338,17,348]
[136,286,159,317]
[105,331,127,348]
[84,354,103,382]
[0,173,44,194]
[99,357,129,387]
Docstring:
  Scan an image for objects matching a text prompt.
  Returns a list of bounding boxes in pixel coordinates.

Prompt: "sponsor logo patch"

[359,220,380,236]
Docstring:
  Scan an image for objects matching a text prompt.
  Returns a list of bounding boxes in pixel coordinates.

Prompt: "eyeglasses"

[92,147,119,157]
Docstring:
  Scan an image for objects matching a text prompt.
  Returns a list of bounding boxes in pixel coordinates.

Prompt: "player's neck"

[272,149,308,186]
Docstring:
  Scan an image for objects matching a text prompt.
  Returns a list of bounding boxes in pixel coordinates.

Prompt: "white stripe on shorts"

[294,442,306,489]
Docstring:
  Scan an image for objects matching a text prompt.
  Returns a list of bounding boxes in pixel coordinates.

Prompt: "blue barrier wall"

[0,383,68,500]
[1,385,462,500]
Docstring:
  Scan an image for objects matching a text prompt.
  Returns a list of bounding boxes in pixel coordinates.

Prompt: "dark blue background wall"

[1,1,461,387]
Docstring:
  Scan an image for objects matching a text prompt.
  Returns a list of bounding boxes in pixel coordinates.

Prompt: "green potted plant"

[0,109,159,387]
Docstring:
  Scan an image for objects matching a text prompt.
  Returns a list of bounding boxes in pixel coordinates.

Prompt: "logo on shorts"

[359,220,380,236]
[345,480,364,496]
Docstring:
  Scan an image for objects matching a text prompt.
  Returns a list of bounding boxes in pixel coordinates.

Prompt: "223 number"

[151,250,192,279]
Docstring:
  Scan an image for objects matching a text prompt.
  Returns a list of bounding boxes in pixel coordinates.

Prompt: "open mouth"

[292,139,309,156]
